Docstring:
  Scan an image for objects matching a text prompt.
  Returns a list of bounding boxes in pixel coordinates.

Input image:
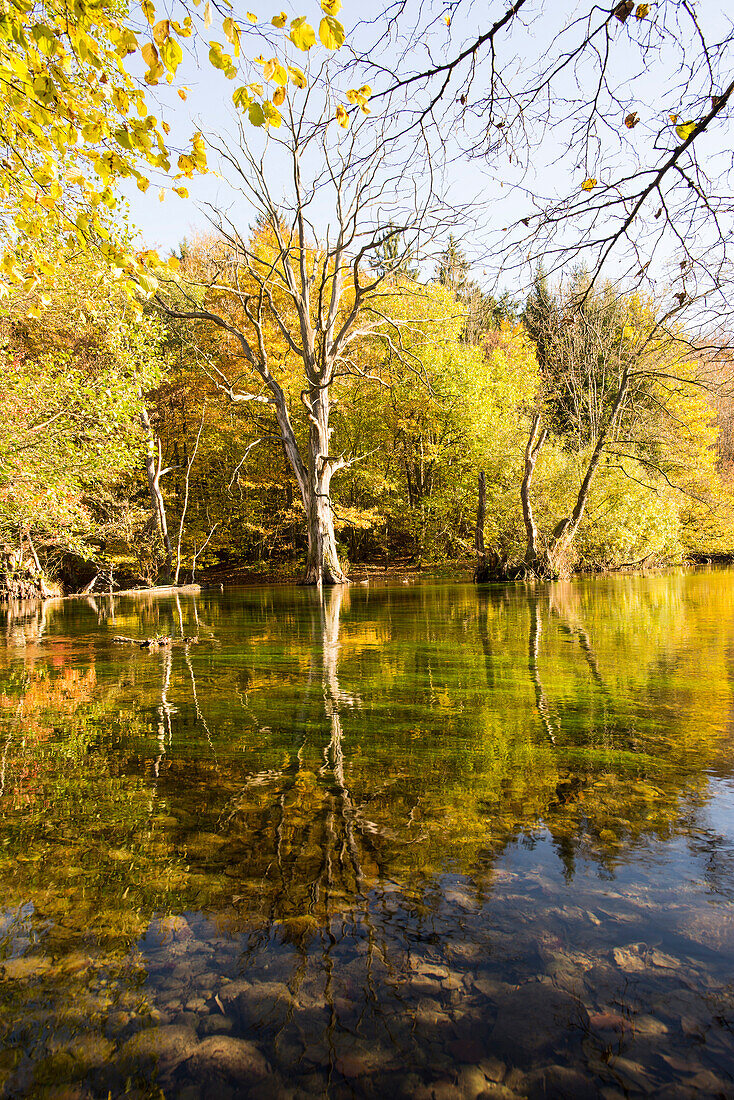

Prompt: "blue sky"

[120,0,733,304]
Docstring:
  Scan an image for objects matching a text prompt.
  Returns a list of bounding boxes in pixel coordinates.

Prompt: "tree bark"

[300,385,348,586]
[140,408,173,579]
[474,471,491,583]
[545,369,630,570]
[523,371,630,578]
[522,414,548,567]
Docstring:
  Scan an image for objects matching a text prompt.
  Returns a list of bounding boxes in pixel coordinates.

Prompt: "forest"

[2,0,733,593]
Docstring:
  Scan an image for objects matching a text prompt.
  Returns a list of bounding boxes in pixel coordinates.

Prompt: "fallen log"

[112,635,199,649]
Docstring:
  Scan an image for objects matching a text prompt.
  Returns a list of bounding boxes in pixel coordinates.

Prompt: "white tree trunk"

[140,409,172,578]
[300,388,347,586]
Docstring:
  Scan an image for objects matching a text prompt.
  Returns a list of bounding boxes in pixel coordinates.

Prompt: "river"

[1,572,733,1097]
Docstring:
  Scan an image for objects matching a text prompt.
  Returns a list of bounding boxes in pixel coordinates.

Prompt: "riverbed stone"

[525,1065,599,1099]
[119,1024,199,1073]
[488,981,590,1066]
[182,1035,270,1083]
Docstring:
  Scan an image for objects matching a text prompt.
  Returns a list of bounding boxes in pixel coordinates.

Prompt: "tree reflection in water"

[1,577,734,1097]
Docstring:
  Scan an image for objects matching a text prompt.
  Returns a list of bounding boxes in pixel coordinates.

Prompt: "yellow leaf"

[173,187,188,198]
[209,41,232,71]
[581,177,597,191]
[223,17,240,56]
[168,255,181,270]
[272,12,287,27]
[335,104,349,128]
[263,58,275,80]
[141,0,156,25]
[290,17,316,50]
[675,120,697,140]
[321,0,342,13]
[273,85,286,106]
[262,100,282,127]
[669,113,678,123]
[203,2,211,27]
[152,19,170,44]
[246,12,257,22]
[141,42,159,69]
[288,65,307,89]
[635,3,650,17]
[444,14,451,26]
[178,88,188,100]
[160,36,182,73]
[162,120,170,134]
[319,15,345,49]
[232,86,253,110]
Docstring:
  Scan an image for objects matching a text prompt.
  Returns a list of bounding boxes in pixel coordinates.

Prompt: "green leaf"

[248,102,265,126]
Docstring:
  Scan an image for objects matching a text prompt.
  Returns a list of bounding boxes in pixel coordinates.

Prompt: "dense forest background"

[3,234,733,592]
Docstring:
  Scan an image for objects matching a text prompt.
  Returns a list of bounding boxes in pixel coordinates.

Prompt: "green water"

[1,573,734,1098]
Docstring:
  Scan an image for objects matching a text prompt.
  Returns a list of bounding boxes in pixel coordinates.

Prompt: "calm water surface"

[1,573,734,1098]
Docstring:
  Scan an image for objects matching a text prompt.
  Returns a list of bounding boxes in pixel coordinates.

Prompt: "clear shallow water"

[1,573,734,1098]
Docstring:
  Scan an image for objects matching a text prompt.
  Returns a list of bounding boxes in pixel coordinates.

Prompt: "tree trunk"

[522,414,548,569]
[298,386,348,587]
[474,471,491,583]
[544,369,630,572]
[140,408,173,579]
[522,371,630,578]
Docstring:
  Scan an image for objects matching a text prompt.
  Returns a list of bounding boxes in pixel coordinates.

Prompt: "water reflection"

[1,576,734,1096]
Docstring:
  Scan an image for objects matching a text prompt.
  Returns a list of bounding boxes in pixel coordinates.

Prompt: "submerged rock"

[525,1065,599,1099]
[119,1024,199,1073]
[488,981,590,1067]
[181,1035,270,1083]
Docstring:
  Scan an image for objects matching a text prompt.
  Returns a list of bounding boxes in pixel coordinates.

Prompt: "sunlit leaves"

[347,85,372,113]
[675,120,698,141]
[160,36,183,75]
[288,65,307,89]
[335,104,349,128]
[319,15,345,50]
[581,178,597,191]
[222,17,241,57]
[208,41,235,77]
[0,0,353,300]
[262,101,282,127]
[248,102,266,127]
[290,16,316,50]
[263,57,288,84]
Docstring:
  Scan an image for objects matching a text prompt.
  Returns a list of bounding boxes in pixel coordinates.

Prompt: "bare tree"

[140,406,173,579]
[358,2,734,347]
[153,74,447,586]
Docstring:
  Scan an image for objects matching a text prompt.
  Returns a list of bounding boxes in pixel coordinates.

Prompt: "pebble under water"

[1,572,734,1098]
